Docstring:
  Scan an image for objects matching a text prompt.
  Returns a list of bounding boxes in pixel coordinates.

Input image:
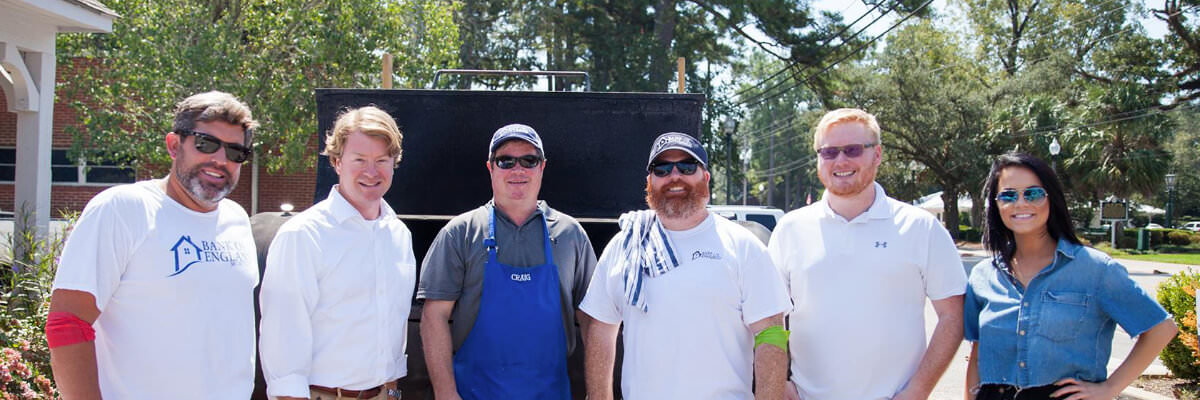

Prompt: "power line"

[734,2,888,99]
[1009,102,1198,138]
[742,0,935,108]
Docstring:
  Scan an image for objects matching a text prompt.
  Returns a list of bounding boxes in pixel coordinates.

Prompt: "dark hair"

[981,151,1081,268]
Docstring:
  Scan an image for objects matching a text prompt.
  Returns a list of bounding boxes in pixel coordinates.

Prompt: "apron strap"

[487,204,555,264]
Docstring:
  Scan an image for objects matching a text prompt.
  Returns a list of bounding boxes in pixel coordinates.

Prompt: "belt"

[310,384,383,399]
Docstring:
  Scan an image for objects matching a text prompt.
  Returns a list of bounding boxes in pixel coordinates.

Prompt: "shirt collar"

[327,185,395,223]
[819,182,891,222]
[1054,237,1082,261]
[487,200,556,226]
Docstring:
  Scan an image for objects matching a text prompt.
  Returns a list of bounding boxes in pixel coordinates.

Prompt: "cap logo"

[657,135,693,148]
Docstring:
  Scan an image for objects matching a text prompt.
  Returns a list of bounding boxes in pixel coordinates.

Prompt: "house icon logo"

[169,236,203,277]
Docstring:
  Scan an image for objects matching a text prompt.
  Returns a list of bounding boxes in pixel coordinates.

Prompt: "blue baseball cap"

[647,132,708,170]
[489,123,544,158]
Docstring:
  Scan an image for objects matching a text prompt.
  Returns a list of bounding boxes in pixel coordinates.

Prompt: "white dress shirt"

[259,186,417,398]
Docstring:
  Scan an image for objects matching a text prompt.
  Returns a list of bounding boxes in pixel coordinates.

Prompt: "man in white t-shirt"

[768,108,967,400]
[47,91,260,400]
[581,132,791,400]
[259,106,413,400]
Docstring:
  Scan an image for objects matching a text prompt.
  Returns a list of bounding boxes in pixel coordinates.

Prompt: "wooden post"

[677,57,685,93]
[382,53,394,89]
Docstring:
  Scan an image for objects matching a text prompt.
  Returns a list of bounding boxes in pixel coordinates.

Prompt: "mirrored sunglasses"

[995,187,1048,205]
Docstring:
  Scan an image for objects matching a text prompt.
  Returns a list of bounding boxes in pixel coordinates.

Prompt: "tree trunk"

[649,0,677,90]
[941,188,961,240]
[970,190,985,228]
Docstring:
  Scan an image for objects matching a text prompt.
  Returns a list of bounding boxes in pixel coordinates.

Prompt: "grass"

[1094,242,1200,265]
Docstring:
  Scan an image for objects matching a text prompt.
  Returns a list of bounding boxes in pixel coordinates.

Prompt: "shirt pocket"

[1037,291,1091,342]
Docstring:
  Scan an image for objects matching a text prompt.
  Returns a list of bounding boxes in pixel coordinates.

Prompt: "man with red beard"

[581,132,791,399]
[47,91,260,399]
[419,124,597,399]
[768,108,966,400]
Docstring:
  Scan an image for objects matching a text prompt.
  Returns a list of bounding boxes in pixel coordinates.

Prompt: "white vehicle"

[707,205,786,232]
[1183,221,1200,232]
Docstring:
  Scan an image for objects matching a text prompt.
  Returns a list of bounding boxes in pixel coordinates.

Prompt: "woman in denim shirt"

[964,152,1178,400]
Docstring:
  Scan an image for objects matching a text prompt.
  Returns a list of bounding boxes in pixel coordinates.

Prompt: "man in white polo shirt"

[768,108,966,400]
[259,106,413,400]
[47,91,260,399]
[582,132,791,399]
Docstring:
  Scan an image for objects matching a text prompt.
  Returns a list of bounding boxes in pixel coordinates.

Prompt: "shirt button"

[1019,330,1025,336]
[1019,361,1026,368]
[1023,302,1030,307]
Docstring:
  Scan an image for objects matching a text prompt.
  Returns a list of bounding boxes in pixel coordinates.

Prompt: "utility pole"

[723,118,736,205]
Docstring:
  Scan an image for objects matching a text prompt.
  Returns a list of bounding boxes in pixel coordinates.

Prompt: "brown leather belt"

[310,384,383,399]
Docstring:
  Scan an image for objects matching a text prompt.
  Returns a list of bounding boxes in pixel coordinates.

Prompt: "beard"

[645,178,709,220]
[174,156,236,207]
[819,165,876,197]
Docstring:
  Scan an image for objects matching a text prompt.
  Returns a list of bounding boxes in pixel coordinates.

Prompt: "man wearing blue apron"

[419,124,598,400]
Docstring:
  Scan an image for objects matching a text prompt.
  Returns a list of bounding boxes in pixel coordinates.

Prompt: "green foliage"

[55,0,461,173]
[958,225,982,242]
[0,215,76,398]
[1157,269,1200,380]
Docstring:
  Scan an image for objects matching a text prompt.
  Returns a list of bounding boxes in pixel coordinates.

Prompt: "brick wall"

[0,59,318,217]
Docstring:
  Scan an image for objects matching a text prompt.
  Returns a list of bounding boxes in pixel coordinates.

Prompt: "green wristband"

[754,325,789,351]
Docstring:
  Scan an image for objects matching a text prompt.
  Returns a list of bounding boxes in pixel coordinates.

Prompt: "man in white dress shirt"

[260,106,416,400]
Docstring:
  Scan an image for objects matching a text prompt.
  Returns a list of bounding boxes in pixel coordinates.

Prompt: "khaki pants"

[308,381,399,400]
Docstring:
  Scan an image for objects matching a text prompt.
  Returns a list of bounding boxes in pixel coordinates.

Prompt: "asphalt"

[924,248,1189,400]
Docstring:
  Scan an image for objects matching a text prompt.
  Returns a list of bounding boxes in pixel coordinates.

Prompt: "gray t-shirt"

[417,200,597,354]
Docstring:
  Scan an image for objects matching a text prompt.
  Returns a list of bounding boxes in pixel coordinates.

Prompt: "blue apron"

[452,206,570,399]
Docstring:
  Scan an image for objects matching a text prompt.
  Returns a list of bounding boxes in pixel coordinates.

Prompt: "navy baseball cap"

[488,124,544,158]
[647,132,708,170]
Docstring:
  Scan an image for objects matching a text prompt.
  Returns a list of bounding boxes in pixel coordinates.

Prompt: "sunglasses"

[492,154,543,169]
[995,187,1048,205]
[649,159,701,177]
[175,130,252,163]
[817,143,878,160]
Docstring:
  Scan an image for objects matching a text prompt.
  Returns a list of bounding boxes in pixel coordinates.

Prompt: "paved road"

[925,254,1182,400]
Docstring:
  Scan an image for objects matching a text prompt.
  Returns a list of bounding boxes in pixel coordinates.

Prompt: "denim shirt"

[963,238,1169,388]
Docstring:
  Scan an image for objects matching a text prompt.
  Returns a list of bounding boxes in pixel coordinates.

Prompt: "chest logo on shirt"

[691,250,722,261]
[875,241,888,248]
[511,273,532,282]
[169,236,249,277]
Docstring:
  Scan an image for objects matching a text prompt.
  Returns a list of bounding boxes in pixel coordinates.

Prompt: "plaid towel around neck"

[616,210,679,312]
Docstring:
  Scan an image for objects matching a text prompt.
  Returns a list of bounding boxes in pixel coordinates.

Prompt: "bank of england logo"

[691,250,721,260]
[511,273,532,282]
[169,236,248,277]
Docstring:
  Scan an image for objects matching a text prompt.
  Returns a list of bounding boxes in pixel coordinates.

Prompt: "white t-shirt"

[767,183,966,400]
[51,180,258,400]
[260,186,416,397]
[581,213,791,400]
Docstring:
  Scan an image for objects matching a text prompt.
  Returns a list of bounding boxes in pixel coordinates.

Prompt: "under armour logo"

[875,241,887,248]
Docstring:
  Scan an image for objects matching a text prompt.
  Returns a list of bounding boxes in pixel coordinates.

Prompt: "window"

[746,214,778,231]
[0,148,135,185]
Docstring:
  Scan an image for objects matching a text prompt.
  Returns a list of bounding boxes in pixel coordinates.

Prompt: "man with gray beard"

[580,132,791,399]
[48,91,261,399]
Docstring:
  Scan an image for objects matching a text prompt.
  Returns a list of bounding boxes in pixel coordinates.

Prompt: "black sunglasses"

[649,159,701,177]
[995,187,1048,205]
[175,130,252,163]
[492,154,543,169]
[816,143,877,160]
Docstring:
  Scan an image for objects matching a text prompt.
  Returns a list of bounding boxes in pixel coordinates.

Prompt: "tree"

[56,0,460,173]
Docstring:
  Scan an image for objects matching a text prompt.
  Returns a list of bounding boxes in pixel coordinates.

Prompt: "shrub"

[0,215,75,398]
[1170,230,1198,246]
[958,225,982,242]
[1158,269,1200,380]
